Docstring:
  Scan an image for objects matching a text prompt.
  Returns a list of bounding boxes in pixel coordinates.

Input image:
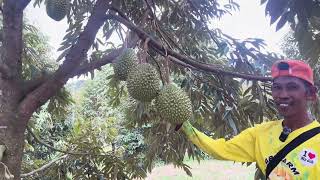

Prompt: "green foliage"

[23,66,148,179]
[78,66,125,121]
[22,23,57,79]
[23,103,73,175]
[280,32,303,60]
[263,0,320,65]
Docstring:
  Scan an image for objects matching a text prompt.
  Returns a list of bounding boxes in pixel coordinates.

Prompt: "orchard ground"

[146,159,255,180]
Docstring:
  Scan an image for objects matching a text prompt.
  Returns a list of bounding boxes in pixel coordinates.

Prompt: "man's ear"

[307,86,318,101]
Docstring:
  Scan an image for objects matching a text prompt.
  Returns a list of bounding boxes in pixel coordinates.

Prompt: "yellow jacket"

[182,120,320,179]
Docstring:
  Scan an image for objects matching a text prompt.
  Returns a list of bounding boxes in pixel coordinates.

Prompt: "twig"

[27,126,88,156]
[27,126,118,159]
[20,155,68,178]
[168,55,196,69]
[110,6,130,22]
[144,0,187,55]
[148,53,166,85]
[0,145,6,161]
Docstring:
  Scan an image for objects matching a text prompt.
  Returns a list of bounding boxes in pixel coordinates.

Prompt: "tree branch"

[26,126,90,156]
[27,126,118,160]
[69,48,123,78]
[110,14,272,82]
[69,8,149,78]
[168,55,196,70]
[0,145,6,161]
[20,155,68,178]
[18,0,112,124]
[16,0,31,11]
[20,75,51,96]
[0,64,14,79]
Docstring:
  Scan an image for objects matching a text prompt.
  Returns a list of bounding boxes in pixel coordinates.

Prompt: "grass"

[146,159,256,180]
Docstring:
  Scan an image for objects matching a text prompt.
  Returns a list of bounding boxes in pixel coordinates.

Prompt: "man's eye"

[287,85,298,90]
[272,86,281,90]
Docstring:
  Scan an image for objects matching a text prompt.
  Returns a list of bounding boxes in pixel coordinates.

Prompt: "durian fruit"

[127,63,161,102]
[46,0,68,21]
[155,84,192,124]
[113,48,138,81]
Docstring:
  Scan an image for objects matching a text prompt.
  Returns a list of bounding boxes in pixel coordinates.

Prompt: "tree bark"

[2,1,24,79]
[1,1,28,178]
[0,80,24,179]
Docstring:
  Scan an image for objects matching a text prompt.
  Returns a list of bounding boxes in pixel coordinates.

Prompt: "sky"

[25,0,289,59]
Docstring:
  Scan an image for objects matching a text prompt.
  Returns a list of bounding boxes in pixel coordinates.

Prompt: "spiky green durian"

[46,0,68,21]
[155,84,192,124]
[113,48,138,81]
[127,63,161,102]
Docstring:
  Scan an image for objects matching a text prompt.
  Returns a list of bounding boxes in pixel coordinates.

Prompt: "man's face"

[271,76,309,118]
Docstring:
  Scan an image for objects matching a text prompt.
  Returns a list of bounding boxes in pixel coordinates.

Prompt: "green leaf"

[276,11,289,31]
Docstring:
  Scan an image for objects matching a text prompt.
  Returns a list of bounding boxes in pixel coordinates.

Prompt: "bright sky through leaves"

[25,0,288,58]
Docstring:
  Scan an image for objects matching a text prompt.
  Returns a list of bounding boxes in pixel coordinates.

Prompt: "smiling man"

[178,60,320,179]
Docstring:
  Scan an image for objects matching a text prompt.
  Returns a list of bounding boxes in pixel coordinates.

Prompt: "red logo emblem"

[308,152,316,159]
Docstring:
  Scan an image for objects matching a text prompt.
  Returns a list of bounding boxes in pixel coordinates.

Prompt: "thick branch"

[110,14,272,82]
[0,64,14,79]
[16,0,31,11]
[20,155,68,178]
[70,48,124,78]
[18,0,111,123]
[21,75,51,96]
[69,9,148,78]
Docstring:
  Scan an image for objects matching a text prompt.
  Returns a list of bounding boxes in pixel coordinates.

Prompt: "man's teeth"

[280,104,289,107]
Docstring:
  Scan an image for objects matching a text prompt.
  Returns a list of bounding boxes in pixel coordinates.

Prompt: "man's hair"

[301,79,314,96]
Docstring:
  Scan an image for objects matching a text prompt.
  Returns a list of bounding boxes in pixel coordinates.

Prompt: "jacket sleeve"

[182,121,256,162]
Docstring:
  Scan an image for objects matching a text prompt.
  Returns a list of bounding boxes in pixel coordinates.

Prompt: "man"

[178,60,320,179]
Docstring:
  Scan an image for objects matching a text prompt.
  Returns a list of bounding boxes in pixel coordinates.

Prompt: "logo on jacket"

[265,156,300,175]
[299,149,317,166]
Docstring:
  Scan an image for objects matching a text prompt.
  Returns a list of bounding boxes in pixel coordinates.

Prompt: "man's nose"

[278,89,289,98]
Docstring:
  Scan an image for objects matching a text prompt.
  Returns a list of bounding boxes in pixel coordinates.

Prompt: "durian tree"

[0,0,316,179]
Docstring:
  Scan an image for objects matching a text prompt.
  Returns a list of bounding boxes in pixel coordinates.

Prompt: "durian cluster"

[46,0,68,21]
[113,48,192,124]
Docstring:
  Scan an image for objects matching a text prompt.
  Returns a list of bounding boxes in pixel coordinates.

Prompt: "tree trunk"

[0,79,25,179]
